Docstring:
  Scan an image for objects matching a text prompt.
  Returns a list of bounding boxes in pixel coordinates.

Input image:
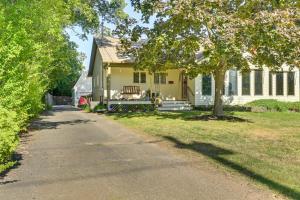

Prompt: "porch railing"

[121,86,141,94]
[107,100,154,112]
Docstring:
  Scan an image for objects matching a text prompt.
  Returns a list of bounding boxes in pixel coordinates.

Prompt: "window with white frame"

[202,75,212,95]
[133,72,146,83]
[254,70,263,95]
[276,72,284,95]
[154,73,167,84]
[242,72,251,95]
[288,72,295,95]
[229,69,238,95]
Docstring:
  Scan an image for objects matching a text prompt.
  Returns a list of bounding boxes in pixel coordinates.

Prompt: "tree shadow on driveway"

[0,153,22,185]
[162,136,300,200]
[29,119,95,131]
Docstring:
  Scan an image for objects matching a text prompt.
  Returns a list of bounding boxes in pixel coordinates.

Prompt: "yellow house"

[88,36,300,111]
[87,37,194,111]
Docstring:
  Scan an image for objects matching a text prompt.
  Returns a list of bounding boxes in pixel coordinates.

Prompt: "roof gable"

[88,36,134,76]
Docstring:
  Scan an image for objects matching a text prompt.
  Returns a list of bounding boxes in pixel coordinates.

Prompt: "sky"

[67,0,142,71]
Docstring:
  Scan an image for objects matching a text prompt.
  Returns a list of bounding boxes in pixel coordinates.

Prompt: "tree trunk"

[213,69,226,116]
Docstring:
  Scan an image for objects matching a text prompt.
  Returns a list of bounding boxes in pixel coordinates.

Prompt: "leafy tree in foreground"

[0,0,127,166]
[117,0,299,116]
[50,0,128,96]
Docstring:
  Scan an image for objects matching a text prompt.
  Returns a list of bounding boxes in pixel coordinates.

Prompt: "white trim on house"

[88,37,300,107]
[193,67,300,106]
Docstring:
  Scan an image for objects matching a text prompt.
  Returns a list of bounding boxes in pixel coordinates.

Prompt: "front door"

[182,74,188,100]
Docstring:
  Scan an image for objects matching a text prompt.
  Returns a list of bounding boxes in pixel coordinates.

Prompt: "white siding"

[194,67,300,106]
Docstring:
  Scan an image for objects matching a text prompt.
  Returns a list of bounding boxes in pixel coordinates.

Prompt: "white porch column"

[211,74,215,98]
[194,75,201,106]
[263,68,269,97]
[199,74,203,95]
[224,70,229,96]
[237,71,242,97]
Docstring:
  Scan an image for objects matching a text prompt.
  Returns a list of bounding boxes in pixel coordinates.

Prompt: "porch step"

[158,101,192,111]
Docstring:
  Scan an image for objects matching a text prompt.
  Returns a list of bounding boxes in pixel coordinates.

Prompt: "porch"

[106,67,194,102]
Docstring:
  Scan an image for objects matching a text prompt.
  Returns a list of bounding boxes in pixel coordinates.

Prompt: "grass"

[247,99,300,112]
[107,111,300,199]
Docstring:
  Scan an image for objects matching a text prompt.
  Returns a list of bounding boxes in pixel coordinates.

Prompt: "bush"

[195,105,251,112]
[80,104,92,112]
[247,100,300,112]
[109,104,156,112]
[0,106,19,165]
[93,104,107,112]
[288,102,300,112]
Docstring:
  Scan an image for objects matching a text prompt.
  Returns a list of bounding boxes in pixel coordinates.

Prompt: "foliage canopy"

[0,0,126,167]
[116,0,300,115]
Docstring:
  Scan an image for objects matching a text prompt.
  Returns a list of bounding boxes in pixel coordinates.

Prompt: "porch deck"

[107,99,192,112]
[107,100,153,112]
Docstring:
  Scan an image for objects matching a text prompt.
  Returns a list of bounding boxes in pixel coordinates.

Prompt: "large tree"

[49,0,128,97]
[116,0,299,116]
[0,0,127,165]
[0,0,127,121]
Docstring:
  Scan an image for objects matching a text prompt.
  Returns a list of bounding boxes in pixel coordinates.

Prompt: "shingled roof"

[88,36,134,76]
[87,36,204,77]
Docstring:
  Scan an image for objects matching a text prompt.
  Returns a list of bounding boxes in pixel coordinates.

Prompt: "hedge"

[247,100,300,112]
[108,104,156,112]
[0,106,19,165]
[194,100,300,113]
[195,105,251,112]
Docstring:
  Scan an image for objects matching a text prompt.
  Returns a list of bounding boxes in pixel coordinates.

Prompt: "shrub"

[93,104,107,112]
[195,105,251,112]
[247,100,300,112]
[288,102,300,112]
[109,104,156,112]
[80,104,92,112]
[0,106,19,165]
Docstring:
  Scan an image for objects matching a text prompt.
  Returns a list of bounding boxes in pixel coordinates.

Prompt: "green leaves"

[0,106,19,164]
[116,0,299,115]
[119,0,299,74]
[0,0,127,164]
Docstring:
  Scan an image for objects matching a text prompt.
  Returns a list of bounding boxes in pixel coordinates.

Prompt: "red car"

[78,96,89,106]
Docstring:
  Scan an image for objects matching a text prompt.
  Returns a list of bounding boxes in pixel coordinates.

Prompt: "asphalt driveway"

[0,106,278,200]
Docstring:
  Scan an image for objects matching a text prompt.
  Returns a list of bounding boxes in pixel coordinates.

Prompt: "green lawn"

[108,111,300,199]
